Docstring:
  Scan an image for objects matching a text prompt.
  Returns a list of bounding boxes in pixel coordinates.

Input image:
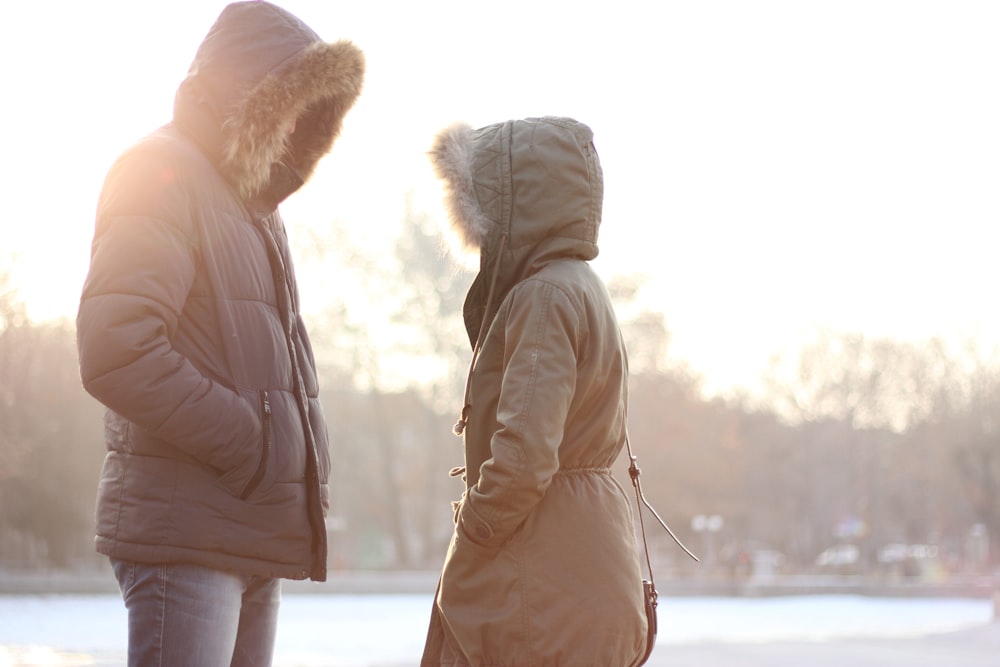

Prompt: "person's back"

[76,3,364,665]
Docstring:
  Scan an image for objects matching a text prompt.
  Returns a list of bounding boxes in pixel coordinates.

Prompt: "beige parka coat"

[422,117,648,666]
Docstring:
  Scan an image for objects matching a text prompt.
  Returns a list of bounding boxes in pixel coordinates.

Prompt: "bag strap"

[624,432,700,590]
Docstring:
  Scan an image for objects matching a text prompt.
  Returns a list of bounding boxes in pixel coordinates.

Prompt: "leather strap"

[624,432,700,584]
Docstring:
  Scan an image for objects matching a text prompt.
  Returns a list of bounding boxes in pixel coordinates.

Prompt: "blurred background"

[2,218,999,589]
[1,0,999,632]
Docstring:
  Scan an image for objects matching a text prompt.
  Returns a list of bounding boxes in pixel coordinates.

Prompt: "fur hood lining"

[429,123,493,250]
[223,39,365,199]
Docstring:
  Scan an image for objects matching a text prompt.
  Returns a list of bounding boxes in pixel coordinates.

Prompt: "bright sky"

[2,1,998,397]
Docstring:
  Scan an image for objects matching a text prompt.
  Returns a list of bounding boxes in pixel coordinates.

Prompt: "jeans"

[111,559,281,667]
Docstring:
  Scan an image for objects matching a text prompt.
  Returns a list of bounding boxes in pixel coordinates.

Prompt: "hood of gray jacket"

[173,1,365,208]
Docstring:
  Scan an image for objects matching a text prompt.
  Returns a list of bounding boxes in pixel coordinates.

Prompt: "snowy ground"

[0,593,995,666]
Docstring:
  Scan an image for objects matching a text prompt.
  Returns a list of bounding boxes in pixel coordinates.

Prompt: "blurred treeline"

[1,208,998,577]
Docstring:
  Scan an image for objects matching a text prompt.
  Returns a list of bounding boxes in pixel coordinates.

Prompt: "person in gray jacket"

[75,3,364,665]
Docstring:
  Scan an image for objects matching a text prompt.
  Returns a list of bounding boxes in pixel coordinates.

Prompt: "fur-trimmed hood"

[173,1,364,207]
[430,116,602,254]
[429,116,604,345]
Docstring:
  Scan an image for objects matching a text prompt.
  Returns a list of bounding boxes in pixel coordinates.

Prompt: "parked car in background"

[814,544,861,574]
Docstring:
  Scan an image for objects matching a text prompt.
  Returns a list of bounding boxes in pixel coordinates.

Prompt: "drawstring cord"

[453,233,509,436]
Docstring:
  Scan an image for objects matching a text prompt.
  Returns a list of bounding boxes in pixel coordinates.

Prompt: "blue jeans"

[111,559,281,667]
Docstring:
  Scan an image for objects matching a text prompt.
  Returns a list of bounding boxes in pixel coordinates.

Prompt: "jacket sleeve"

[76,150,260,472]
[458,279,580,549]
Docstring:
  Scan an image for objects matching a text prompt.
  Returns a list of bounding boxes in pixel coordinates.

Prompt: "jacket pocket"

[239,390,272,500]
[437,523,522,663]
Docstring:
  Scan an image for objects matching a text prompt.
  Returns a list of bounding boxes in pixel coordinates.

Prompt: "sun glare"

[3,0,999,395]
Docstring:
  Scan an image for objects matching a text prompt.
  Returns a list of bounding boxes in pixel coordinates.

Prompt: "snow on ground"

[0,593,993,667]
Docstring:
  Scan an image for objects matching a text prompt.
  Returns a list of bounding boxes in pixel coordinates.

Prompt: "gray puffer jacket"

[76,1,364,581]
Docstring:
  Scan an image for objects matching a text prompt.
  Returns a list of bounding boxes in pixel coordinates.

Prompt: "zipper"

[241,390,272,500]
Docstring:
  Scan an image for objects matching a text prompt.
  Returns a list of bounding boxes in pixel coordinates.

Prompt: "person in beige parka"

[421,116,649,667]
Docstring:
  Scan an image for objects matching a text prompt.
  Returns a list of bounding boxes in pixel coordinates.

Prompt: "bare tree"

[949,352,1000,563]
[391,198,473,564]
[0,272,105,567]
[762,329,962,432]
[297,199,470,568]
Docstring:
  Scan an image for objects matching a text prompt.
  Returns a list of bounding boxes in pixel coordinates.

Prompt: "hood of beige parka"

[430,117,604,346]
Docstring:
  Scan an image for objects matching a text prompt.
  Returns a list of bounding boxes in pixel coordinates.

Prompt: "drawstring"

[453,233,509,436]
